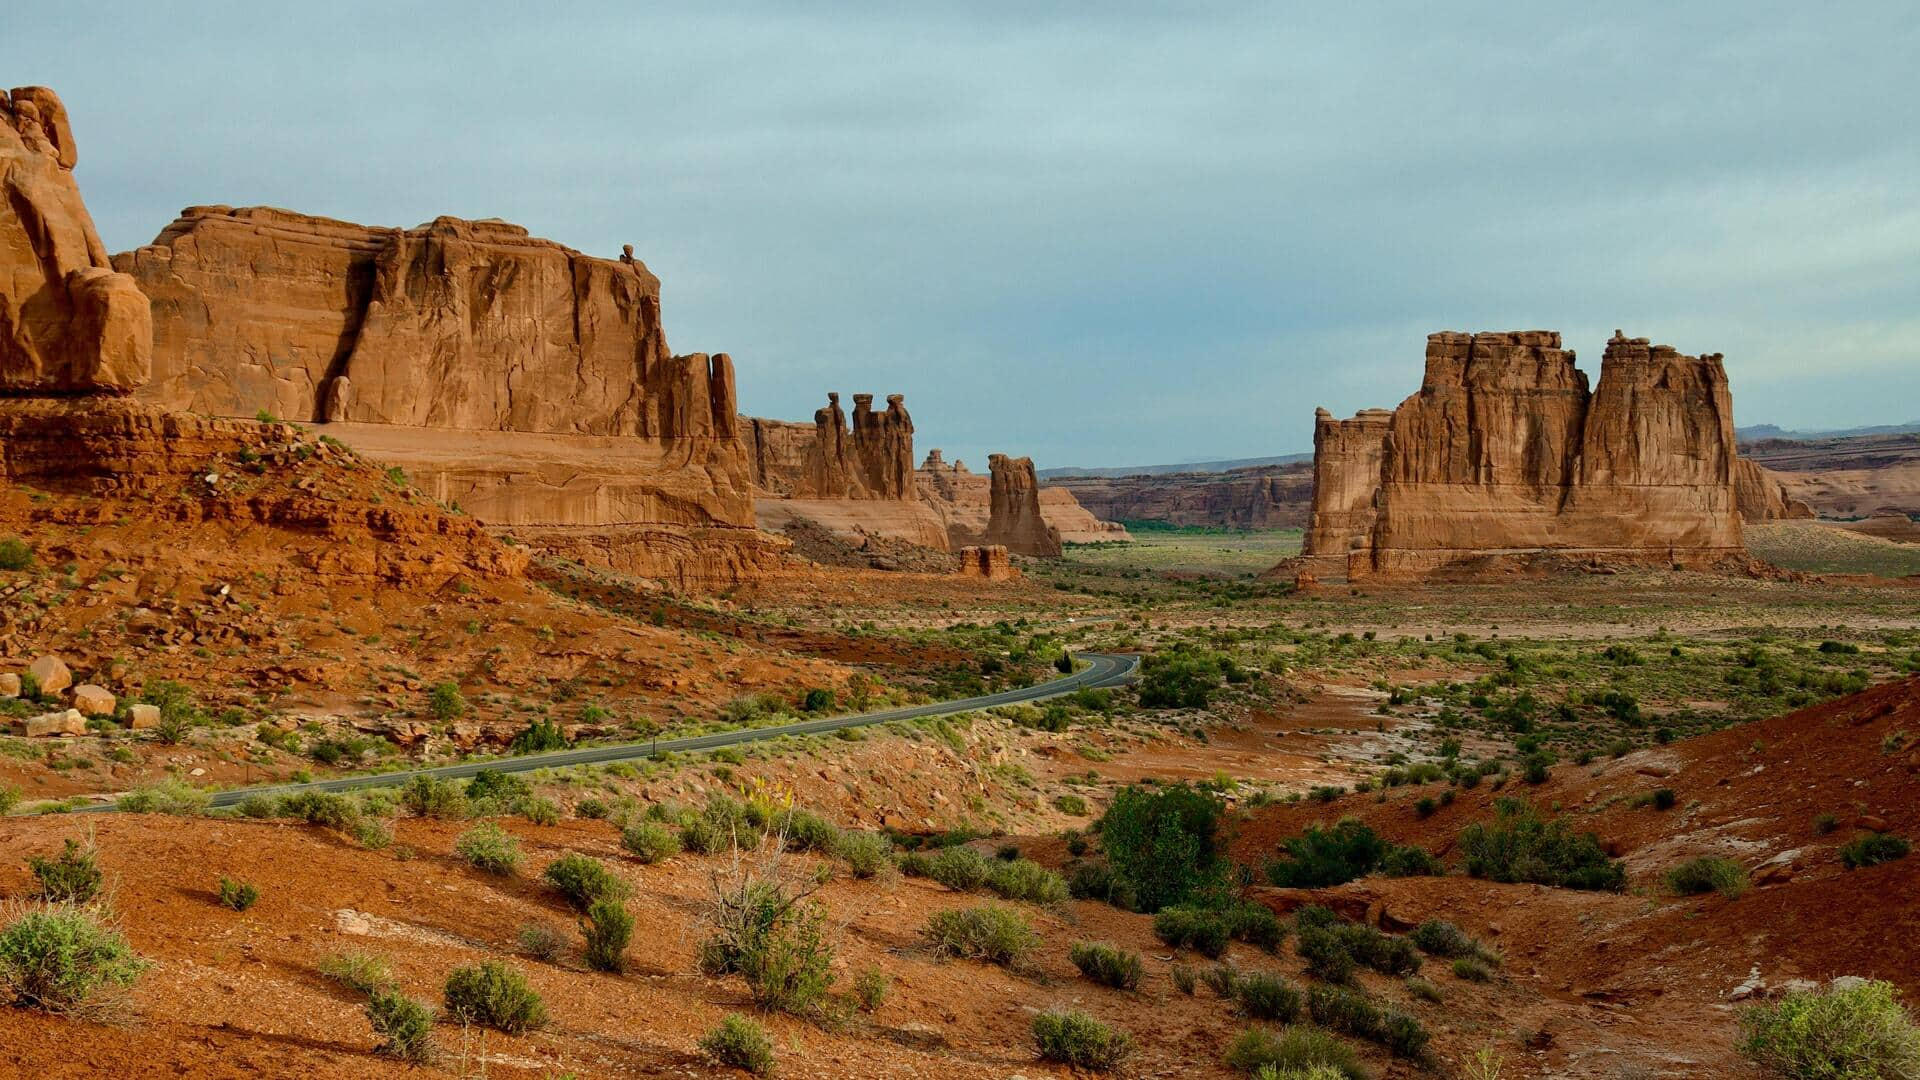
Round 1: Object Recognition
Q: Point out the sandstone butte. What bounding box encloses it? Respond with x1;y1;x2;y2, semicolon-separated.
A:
1047;462;1313;530
744;393;1125;559
115;206;778;590
0;88;523;589
1293;329;1812;582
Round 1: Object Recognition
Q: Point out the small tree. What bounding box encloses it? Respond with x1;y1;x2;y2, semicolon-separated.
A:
582;899;634;974
1096;782;1225;911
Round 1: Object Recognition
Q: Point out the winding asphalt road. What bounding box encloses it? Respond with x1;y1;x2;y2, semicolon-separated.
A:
191;651;1139;810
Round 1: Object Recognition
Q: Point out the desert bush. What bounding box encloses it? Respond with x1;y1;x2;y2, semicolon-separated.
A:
279;790;361;829
465;769;533;807
319;950;396;995
836;831;892;879
1232;970;1304;1022
1265;818;1386;888
1309;984;1429;1057
507;718;568;755
367;989;436;1062
1409;919;1473;958
1840;833;1912;870
680;795;759;854
517;920;566;962
1379;844;1445;877
428;682;466;720
0;785;18;817
778;809;842;854
987;859;1070;904
923;903;1038;968
1069;941;1144;990
400;775;469;819
352;817;395;850
516;795;562;826
30;839;103;903
542;853;629;912
700;1013;776;1076
0;537;33;571
1296;927;1356;984
1172;963;1198;995
1452;957;1494;982
582;899;634;974
455;822;523;875
1405;975;1443;1003
700;867;839;1018
1228;901;1287;951
1055;793;1089;815
1098;782;1225;911
926;845;995;891
0;905;149;1013
117;778;212;816
1222;1025;1364;1077
1154;904;1231;958
1032;1008;1135;1070
854;967;890;1012
622;820;683;863
1067;861;1136;909
1137;645;1228;708
443;960;546;1033
217;877;260;911
1738;979;1920;1080
1457;800;1624;891
1665;856;1749;898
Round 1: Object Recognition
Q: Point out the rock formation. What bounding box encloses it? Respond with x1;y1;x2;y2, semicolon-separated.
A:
957;545;1016;580
1733;458;1816;522
1047;463;1312;530
1;87;150;394
743;391;913;500
1295;330;1751;580
118;206;774;589
917;450;1111;551
986;454;1063;557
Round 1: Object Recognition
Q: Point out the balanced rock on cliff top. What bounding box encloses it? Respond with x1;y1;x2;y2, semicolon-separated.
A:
0;87;151;394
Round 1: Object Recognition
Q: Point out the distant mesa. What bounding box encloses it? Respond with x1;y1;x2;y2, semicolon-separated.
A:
1287;329;1811;582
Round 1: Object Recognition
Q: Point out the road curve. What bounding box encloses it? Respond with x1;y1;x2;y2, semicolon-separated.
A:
185;652;1139;810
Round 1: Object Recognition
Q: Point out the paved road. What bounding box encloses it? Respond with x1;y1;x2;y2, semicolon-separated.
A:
190;652;1138;810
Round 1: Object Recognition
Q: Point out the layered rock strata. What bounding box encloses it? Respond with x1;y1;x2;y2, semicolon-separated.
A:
919;451;1093;553
743;392;914;500
1295;330;1751;580
986;454;1063;557
1;87;150;394
957;545;1016;580
118;206;770;589
1047;464;1311;530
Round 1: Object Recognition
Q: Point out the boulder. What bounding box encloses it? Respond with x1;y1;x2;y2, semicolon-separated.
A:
0;672;18;698
24;708;86;737
957;545;1017;580
28;654;72;695
1;86;152;393
71;683;115;716
125;702;161;729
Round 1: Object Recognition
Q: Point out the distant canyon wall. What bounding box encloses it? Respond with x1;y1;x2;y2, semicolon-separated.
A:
116;205;774;588
1294;330;1772;580
1045;463;1313;530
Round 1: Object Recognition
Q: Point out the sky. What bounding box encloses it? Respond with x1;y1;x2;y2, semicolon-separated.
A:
9;3;1917;470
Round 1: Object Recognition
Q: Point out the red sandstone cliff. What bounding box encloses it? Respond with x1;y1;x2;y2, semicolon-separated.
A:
986;454;1062;557
1296;330;1756;580
743;392;914;501
1046;464;1311;530
917;450;1114;551
0;87;150;395
116;206;774;589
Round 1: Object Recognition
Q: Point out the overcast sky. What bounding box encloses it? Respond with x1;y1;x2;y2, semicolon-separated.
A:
10;3;1916;469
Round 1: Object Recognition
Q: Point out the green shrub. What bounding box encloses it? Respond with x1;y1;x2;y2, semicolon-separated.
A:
1458;800;1624;891
927;845;995;891
1452;957;1494;982
1410;920;1473;958
701;875;838;1018
1840;833;1912;870
854;967;890;1012
0;905;149;1013
780;809;843;854
1265;818;1387;888
802;687;836;713
987;859;1070;904
1137;645;1228;708
507;718;568;755
1338;924;1422;976
622;821;683;863
1232;970;1304;1022
516;795;562;826
352;817;395;850
582;899;634;974
1379;844;1445;877
836;831;892;879
0;537;34;571
923;903;1038;968
1154;905;1231;958
443;960;546;1033
1222;1025;1364;1077
454;822;523;875
1172;963;1198;995
279;790;361;829
1054;793;1089;815
428;682;466;720
1097;782;1226;911
465;769;533;806
1665;856;1749;898
1404;976;1443;1003
400;775;469;819
1227;901;1286;952
30;839;103;903
1067;861;1136;909
1738;979;1920;1080
700;1013;776;1076
1069;941;1143;990
517;920;566;963
1296;926;1356;983
542;853;630;912
217;877;260;911
117;779;212;816
319;950;396;995
1309;984;1429;1057
1032;1008;1135;1070
367;989;436;1062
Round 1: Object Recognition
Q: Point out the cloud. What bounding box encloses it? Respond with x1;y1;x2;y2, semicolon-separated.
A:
7;1;1915;467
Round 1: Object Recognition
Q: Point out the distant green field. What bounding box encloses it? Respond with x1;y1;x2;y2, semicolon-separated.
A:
1062;528;1302;578
1745;521;1920;577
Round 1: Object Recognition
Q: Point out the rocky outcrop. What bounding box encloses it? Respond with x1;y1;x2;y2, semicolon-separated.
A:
1295;330;1750;580
117;206;767;589
1047;464;1312;530
987;454;1063;557
743;391;913;500
1733;459;1815;522
957;545;1016;580
1;87;150;394
1037;488;1130;544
